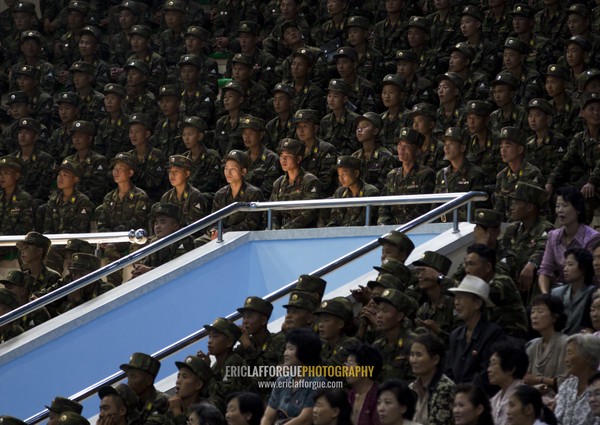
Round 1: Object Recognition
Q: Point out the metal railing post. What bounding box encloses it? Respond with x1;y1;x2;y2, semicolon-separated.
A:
217;220;224;243
452;209;459;233
365;205;371;226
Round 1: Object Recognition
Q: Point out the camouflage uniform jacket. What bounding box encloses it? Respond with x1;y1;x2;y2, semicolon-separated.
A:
534;7;570;47
224;49;277;93
290;82;326;116
373;17;409;70
327;181;380;227
488;273;529;338
269;169;322;229
109;30;132;68
466;131;501;189
434;159;486;221
351;146;396;192
514;67;544;107
415;294;456;341
525;131;568;178
180;87;216;126
426;10;461;56
404;75;436;109
128;147;168;203
141;236;194;268
160;183;208;227
415;47;443;83
244;145;282;198
28;89;54;129
380;109;411;153
11;148;55;202
96;185;152;231
0;121;20;156
213;114;246;157
48;124;75;162
494;161;545;221
157;29;186;69
94;113;131;160
434;105;466;136
0;323;24;343
300;139;337;196
43;189;94;233
123;91;159;124
356;46;386;91
417;137;447;171
209;353;248;413
125;52;167;93
548;128;600;188
183;147;222;195
469;37;500;81
319;109;360;156
347;76;376;115
20;306;52;330
265;116;293;151
26;265;62;297
488;105;528;134
6;58;55;93
482;7;511;47
550;96;582;140
65;151;109;206
321;335;361;367
153;116;186;158
373;327;414;382
0;186;34;235
211;181;264;231
77;89;107;125
64;58;110;93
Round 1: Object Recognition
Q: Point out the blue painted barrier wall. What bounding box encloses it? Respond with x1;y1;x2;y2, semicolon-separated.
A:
0;232;437;418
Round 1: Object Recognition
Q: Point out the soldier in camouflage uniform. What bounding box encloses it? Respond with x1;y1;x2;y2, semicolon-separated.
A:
464;100;500;192
482;0;511;47
226;53;269;119
0;92;31;156
265;83;294;151
510;4;554;72
127;113;167;203
1;270;51;330
285;47;326;116
409;103;446;170
53;0;89;80
533;0;570;52
435;72;466;136
63;26;110;93
0;289;25;343
378;127;436;225
125;25;167;94
501;37;543;108
372;0;409;74
460;6;500;81
18;231;61;296
270;138;322;229
213;81;247;157
182;26;219;94
448;42;489;103
345;16;385;94
95;83;131;161
314;297;360;368
396;50;436;110
156;0;187;75
64;120;108;206
372;288;418;382
326;155;379;227
545;64;581;139
379;74;411;153
426;0;461;61
0;155;33;239
435;127;486;222
49;92;79;162
108;1;140;72
501;182;554;305
351;112;396;192
123;60;159;124
489;72;528;134
154;85;185;157
14;65;54;130
2;1;37;63
407;16;442;84
494;126;545;221
240;116;281;199
69;61;106;125
177;53;215;127
319;79;360;156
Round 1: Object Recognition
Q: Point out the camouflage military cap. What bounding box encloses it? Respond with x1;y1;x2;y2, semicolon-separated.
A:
56;414;89;425
19;231;51;250
232;53;255;67
69;253;100;271
58;159;84;178
120;352;161;378
526;98;552;115
80;25;101;39
222;80;247;96
6;91;28;105
378;230;414;253
239;116;265;131
346;15;370;29
545;64;570;80
374;258;412;283
45;396;83;415
0;288;19;309
297;274;327;298
314;297;353;322
110;152;138;170
158;84;181;98
71;120;95;135
175;355;214;381
366;273;405;290
373;288;418;315
129;24;152;38
472;208;503;227
64;238;94;254
238;20;259;35
294;109;320;124
395;50;418;63
291;47;317;67
466;100;494;116
436;72;464;90
503;37;529;54
566;35;592;52
272;82;294;98
0;270;34;289
328;79;352;96
568;3;589;17
103;83;126;98
178;54;203;68
499;126;525;145
182;116;208;132
412;251;452;275
168;154;193;170
204;317;242;342
14;64;38;78
69;61;95;75
21;30;43;42
443;127;468;144
408;103;437;119
578;69;600;91
118;0;141;15
334;155;362;172
396;127;424;146
281;20;301;35
451;42;474;60
407;15;429;31
151;202;181;221
461;5;483;21
333;46;358;62
355;112;383;130
283;291;319;311
277;138;304;156
12;1;36;14
66;1;89;14
511;3;533;18
129;112;152;128
237;296;274;317
57;91;80;106
0;156;23;171
163;0;186;12
0;417;26;425
98;384;138;413
382;74;406;90
185;26;210;40
580;92;600;109
18;118;41;133
509;182;546;207
223;149;251;169
490;72;519;89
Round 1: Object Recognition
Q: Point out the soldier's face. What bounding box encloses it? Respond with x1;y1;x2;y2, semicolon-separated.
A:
509;199;530;221
407;28;426;49
291;56;309;79
347;27;365;47
16;75;36;92
463;252;491;281
57;170;78;190
58;103;78;123
582;102;600;126
326;91;346;111
317;313;344;340
502;49;521;71
20;39;40;57
242;128;261;148
224;160;245;185
179;65;199;85
19;243;42;265
72;131;92;151
164;10;183;29
168;166;189;187
159;96;180;116
119;10;136;29
381;84;403;108
185;36;203;54
130;34;149;52
499;140;522;163
8;102;29;119
238;33;256;52
412;116;434;136
437;81;457;104
443;139;465;162
182;127;202;149
232;63;251;83
175;368;203;400
283;27;302;46
112;162;133;184
375;302;403;331
448;52;467;73
385;0;402;14
129;124;150;145
565;45;585;68
397;141;416;164
356;120;377;142
273;92;291;113
207;330;233;355
104;94;122;113
17;128;36;147
12;12;33;31
337;167;359;188
567;14;587;36
284;306;313;330
241;310;267;334
0;168;20;190
73;72;92;90
585;79;600;94
327;0;346;16
279;152;301;172
295;121;316;142
99;395;124;422
396;60;414;78
78;34;97;57
67;10;85;29
527;109;549;131
336;57;355;78
544;75;565;97
381;243;405;263
512;16;531;35
223;90;244;111
492;85;512;107
126;68;145;87
466;114;486;134
460;16;480;38
153;215;179;239
125;369;153;396
280;0;298;20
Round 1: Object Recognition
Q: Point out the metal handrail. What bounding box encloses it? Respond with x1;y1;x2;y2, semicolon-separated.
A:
21;190;487;424
0;231;134;247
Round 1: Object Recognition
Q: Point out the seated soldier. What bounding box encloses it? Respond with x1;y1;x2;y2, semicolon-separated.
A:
46;396;83;425
225;53;268;119
157;0;186;75
0;91;32;156
124;24;167;93
69;61;106;125
489;72;527;133
326;155;379;227
265;83;294;151
380;74;411;153
0;156;33;242
1;270;50;330
213;80;248;157
178;53;215;126
122;60;159;124
167;355;213;423
314;297;360;368
64;25;110;92
18;231;61;296
97;383;139;425
319;79;360;157
234;296;276;368
378;230;415;263
95;83;131;161
14;64;53;128
435;72;466;135
182;26;219;93
409;103;447;170
0;288;25;343
50;92;80;162
333;47;376;115
154;84;185;157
